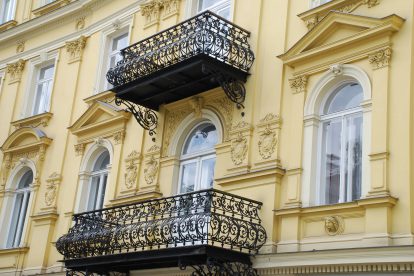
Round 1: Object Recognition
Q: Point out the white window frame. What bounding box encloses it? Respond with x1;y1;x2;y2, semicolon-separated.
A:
309;0;332;9
301;65;372;207
94;17;132;94
21;51;58;119
186;0;233;20
0;70;4;100
177;122;217;194
86;152;109;211
317;94;363;205
0;0;17;24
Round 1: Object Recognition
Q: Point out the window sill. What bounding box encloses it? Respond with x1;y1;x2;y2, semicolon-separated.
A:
0;20;17;33
0;246;29;255
32;0;71;17
11;112;53;129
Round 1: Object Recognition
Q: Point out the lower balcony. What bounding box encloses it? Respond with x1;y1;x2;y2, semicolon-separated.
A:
56;189;266;275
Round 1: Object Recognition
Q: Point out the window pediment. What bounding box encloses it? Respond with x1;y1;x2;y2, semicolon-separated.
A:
1;127;52;154
279;12;404;67
69;101;131;141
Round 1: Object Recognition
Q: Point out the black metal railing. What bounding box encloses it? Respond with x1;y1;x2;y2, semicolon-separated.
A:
56;189;266;260
106;11;254;88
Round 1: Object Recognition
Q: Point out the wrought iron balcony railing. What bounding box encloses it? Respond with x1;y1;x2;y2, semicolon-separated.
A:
105;11;254;135
56;189;266;275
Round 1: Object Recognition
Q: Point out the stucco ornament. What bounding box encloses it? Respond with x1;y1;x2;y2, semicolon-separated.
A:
258;127;277;160
144;156;158;185
231;132;248;165
324;216;344;236
124;151;140;189
74;143;85;156
369;47;392;69
329;64;344;76
65;36;87;62
289;75;308;94
45;172;61;207
6;59;25;83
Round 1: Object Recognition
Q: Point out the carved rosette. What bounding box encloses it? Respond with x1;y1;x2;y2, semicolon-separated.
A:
44;172;62;208
289;75;308;94
65;36;87;63
369;47;392;69
124;151;141;190
324;216;345;236
6;59;25;84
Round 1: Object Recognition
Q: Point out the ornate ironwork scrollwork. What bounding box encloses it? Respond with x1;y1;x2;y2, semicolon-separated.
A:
56;189;266;260
179;258;258;276
104;97;157;136
66;270;128;276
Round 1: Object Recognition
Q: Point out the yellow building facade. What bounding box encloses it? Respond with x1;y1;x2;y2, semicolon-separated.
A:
0;0;413;275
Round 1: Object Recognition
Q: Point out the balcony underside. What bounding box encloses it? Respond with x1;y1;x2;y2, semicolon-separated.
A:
112;54;249;111
62;245;251;273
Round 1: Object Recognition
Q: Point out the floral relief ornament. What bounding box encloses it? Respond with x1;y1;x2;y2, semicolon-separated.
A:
369;47;392;69
124;151;140;189
45;172;61;207
258;127;277;160
144;156;158;185
231;132;248;166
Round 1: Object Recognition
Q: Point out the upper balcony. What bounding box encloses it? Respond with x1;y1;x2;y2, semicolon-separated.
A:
56;189;266;275
106;11;254;130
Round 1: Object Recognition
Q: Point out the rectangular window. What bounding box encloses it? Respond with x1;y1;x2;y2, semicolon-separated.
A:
106;33;128;90
197;0;231;19
32;64;54;116
0;0;16;24
310;0;332;9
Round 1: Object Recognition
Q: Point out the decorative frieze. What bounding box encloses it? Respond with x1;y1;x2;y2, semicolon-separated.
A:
289;75;308;94
124;151;141;189
324;216;345;236
6;59;25;84
140;0;181;27
369;47;392;69
65;36;87;63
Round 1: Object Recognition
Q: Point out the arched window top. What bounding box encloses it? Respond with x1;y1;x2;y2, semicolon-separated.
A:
183;123;218;155
17;170;33;190
323;83;363;115
92;151;110;171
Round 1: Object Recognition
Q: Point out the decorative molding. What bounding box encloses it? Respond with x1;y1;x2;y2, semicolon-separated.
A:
75;16;86;30
6;59;25;84
124;151;141;190
32;0;71;17
11;112;53;129
45;172;62;207
0;20;17;33
162;108;192;156
16;40;25;53
258;127;277;160
329;63;344;76
141;0;162;27
369;47;392;69
259;113;280;124
207;95;234;142
65;36;87;63
299;0;382;31
189;96;204;119
324;215;344;236
161;0;181;19
144;155;159;185
289;75;308;94
231;132;248;166
113;130;126;145
148;144;161;153
74;143;86;156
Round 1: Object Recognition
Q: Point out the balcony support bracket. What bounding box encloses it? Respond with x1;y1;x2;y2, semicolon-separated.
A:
202;65;246;109
108;97;158;136
179;257;258;276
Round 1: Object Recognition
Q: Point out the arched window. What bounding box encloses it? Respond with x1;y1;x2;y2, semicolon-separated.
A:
87;151;110;210
7;169;33;248
319;83;363;204
178;122;218;193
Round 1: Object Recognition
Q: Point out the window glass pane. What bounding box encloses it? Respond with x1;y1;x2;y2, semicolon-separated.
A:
112;33;128;52
97;174;107;210
198;0;219;10
7;193;23;248
180;162;197;193
183;123;217;154
344;114;363;201
200;157;215;189
2;0;13;23
323;120;342;204
310;0;332;8
18;170;33;189
93;151;110;171
87;176;100;211
39;65;54;80
216;6;230;19
325;83;363;114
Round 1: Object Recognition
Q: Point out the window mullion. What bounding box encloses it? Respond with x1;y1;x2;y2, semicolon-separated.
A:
339;116;347;203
